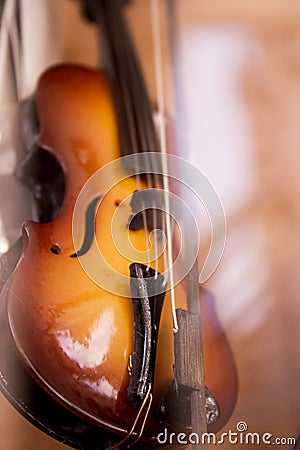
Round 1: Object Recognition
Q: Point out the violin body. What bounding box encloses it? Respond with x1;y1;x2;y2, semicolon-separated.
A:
6;65;237;442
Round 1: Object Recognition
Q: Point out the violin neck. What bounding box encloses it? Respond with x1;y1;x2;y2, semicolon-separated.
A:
91;0;160;162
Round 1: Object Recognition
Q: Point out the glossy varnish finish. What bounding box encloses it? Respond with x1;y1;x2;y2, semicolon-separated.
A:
5;66;237;440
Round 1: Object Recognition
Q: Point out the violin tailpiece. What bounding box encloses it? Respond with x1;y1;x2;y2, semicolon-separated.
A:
127;263;165;408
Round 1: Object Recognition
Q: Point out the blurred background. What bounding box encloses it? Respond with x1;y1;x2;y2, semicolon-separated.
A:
0;0;299;449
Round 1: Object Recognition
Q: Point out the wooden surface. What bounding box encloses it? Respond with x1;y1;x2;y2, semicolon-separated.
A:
0;0;300;449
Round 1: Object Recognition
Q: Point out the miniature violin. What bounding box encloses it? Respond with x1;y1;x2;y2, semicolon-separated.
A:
4;0;237;447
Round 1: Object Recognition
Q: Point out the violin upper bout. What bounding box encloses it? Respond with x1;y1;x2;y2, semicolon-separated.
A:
34;65;121;215
36;65;119;158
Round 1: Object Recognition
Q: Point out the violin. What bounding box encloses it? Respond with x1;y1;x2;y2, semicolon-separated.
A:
3;0;237;448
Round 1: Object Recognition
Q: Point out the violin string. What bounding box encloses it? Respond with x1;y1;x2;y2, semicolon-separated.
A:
104;0;159;270
150;0;179;332
102;2;140;158
154;112;169;277
116;7;161;272
128;391;153;447
106;383;152;450
142;199;152;268
102;1;149;267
